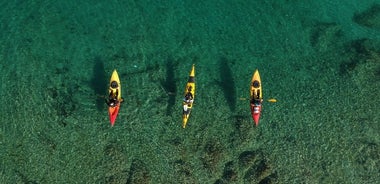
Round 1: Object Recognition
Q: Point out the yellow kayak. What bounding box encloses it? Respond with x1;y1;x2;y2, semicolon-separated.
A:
250;69;263;126
182;64;195;128
108;70;122;126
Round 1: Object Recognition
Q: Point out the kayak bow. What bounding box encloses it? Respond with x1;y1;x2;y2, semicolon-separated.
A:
108;70;122;126
182;64;195;128
250;69;263;126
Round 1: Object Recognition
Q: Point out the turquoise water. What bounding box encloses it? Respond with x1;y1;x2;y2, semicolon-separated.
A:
1;0;379;183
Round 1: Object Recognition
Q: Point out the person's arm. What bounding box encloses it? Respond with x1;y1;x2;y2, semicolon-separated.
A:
115;89;119;97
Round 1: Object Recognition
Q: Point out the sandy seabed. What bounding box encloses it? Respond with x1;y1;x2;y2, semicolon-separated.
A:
0;1;379;183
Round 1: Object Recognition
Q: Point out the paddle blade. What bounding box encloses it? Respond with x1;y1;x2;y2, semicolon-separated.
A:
268;99;277;103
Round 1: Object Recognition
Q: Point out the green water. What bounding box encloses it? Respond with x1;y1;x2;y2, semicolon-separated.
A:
1;0;379;183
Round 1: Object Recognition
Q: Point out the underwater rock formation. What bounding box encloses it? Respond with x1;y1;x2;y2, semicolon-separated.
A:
215;149;278;184
353;4;380;31
126;159;150;184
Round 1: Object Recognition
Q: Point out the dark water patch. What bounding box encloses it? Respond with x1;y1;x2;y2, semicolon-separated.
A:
218;57;236;112
45;86;70;127
340;39;368;75
238;150;262;168
161;57;177;116
126;159;150;184
243;158;274;183
103;171;129;184
55;62;70;75
236;149;278;183
214;179;226;184
54;81;77;126
168;136;183;146
339;60;359;75
214;149;277;183
202;139;224;172
91;57;107;111
340;39;380;75
376;66;380;79
99;142;129;183
353;4;380;30
348;38;372;56
172;159;193;178
46;86;58;99
171;159;197;183
104;142;125;159
309;21;343;50
55;87;76;117
355;139;379;174
221;161;238;183
230;115;252;145
37;131;57;152
14;170;38;184
258;172;278;184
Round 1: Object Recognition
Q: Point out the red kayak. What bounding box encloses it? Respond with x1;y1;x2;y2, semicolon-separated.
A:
109;105;120;126
250;69;263;126
108;70;122;126
250;103;262;126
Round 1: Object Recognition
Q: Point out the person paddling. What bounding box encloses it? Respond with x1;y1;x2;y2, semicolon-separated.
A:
106;81;124;107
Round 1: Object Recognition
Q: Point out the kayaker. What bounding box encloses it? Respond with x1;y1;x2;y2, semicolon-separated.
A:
252;98;263;106
183;87;193;112
183;92;193;112
251;89;262;106
183;87;194;104
106;81;124;107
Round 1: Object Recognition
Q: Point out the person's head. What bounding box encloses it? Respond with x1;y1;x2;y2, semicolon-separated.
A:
111;81;118;89
253;80;260;88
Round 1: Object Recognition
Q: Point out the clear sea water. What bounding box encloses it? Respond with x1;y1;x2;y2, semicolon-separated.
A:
0;0;379;183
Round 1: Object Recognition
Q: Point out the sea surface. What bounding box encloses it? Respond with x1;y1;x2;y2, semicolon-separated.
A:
0;0;379;183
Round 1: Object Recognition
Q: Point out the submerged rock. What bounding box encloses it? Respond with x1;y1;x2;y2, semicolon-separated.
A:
309;21;343;52
353;4;380;30
202;139;224;172
222;161;238;182
340;38;380;83
126;159;150;184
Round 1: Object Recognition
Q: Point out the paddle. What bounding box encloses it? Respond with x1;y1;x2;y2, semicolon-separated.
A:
239;98;277;103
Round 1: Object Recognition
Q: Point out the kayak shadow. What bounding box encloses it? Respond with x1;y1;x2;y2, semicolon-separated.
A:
161;57;177;116
91;57;107;112
218;57;236;112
